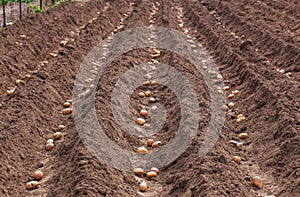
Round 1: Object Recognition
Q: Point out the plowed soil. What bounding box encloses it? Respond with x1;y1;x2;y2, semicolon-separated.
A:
0;0;299;196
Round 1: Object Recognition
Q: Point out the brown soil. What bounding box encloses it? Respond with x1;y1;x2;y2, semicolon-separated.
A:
0;0;299;196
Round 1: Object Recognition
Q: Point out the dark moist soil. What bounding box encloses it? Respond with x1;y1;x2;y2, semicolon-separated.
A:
0;0;299;196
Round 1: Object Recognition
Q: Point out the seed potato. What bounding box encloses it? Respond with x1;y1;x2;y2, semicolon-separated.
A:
137;147;148;154
252;176;263;188
34;170;43;180
139;181;147;192
134;168;144;176
25;181;39;190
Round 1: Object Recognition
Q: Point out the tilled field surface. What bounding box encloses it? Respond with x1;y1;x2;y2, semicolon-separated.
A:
0;0;299;196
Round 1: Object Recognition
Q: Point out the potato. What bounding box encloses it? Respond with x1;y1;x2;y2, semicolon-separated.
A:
228;94;235;99
46;139;53;144
45;143;54;151
41;60;48;65
150;167;159;174
146;171;157;178
238;133;248;139
58;125;65;130
49;53;58;57
236;142;243;149
34;170;43;180
237;114;244;119
137;147;148;154
53;132;63;140
232;90;240;95
223;86;230;91
236;116;246;123
139;181;147;192
136;118;146;125
152;141;161;148
7;89;15;95
138;92;145;98
252;176;262;188
62;108;72;115
228;102;234;108
147;139;154;147
232;156;241;164
150;81;157;85
140;110;148;116
149;97;156;102
217;90;224;94
15;79;21;85
134;168;144;176
25;181;39;190
145;90;151;97
63;102;71;107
